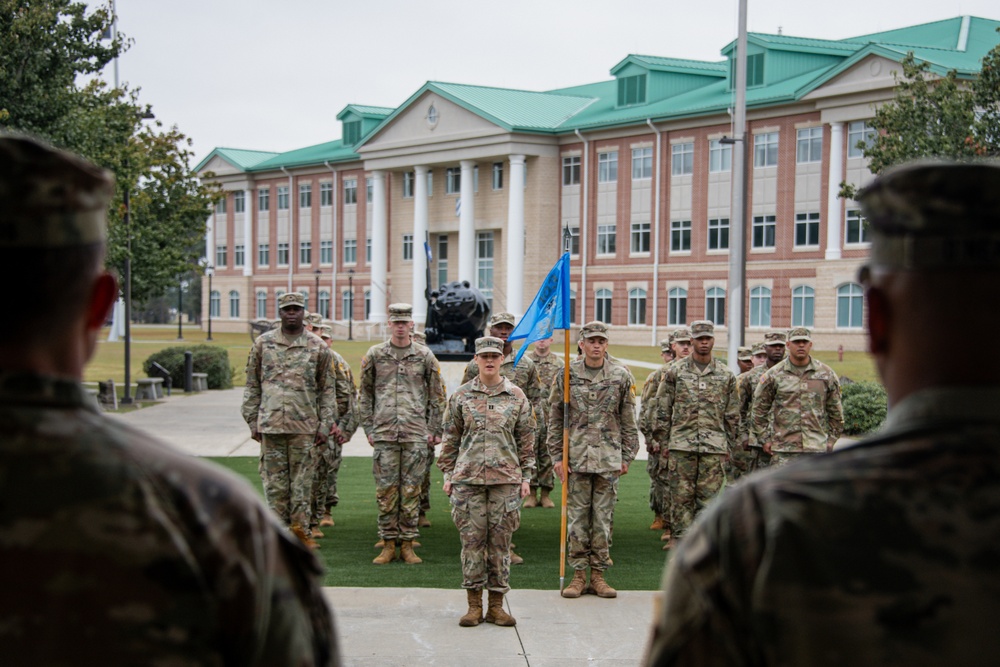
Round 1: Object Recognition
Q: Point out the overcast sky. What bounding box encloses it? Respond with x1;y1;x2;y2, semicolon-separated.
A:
108;0;999;166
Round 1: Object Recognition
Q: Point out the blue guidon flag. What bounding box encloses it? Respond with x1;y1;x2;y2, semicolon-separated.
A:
509;252;571;366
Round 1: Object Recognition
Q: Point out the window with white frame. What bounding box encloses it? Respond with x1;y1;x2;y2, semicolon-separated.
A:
569;289;577;324
846;209;869;244
628;288;647;325
564;226;580;255
343;179;357;205
562;156;580;186
403;172;414;198
709;139;732;173
437;235;448;286
299;241;311;265
668;287;687;326
215;198;226;214
366;178;372;203
708;218;729;250
274;291;284;312
258;243;269;266
258;188;269;211
752;214;776;248
343;239;357;264
671;143;694;176
492;162;503;190
320;182;332;207
597;224;616;255
402;234;413;261
233;191;245;213
595;288;612;324
364;290;371;320
215;245;227;267
277;186;289;210
749;286;771;327
630;222;650;253
229;290;240;318
632;147;652;180
341;290;353;320
795;212;820;247
318;290;330;319
300;290;309;311
256;290;267;319
299;183;312;208
791;285;815;327
671;220;691;252
277;242;289;266
446;167;461;194
705;287;726;325
837;283;864;328
598;151;618;183
365;237;371;263
210;290;220;317
476;231;494;308
320;240;333;264
753;132;778;168
848;121;875;158
796;127;823;163
234;244;244;267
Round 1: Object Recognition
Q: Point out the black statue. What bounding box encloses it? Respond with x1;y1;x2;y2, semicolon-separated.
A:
424;280;491;360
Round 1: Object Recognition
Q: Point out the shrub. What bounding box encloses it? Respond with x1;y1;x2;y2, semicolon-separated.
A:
144;345;234;390
841;380;887;436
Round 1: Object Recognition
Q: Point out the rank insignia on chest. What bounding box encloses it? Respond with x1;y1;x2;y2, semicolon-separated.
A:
699;382;707;390
589;392;597;401
488;404;495;410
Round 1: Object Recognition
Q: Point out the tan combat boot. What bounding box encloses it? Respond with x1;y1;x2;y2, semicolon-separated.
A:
588;569;617;598
319;511;335;527
311;527;325;539
560;569;587;598
291;524;320;550
522;488;539;508
649;516;666;530
485;591;516;626
418;513;432;528
459;589;484;627
372;539;397;564
399;540;423;564
539;488;555;508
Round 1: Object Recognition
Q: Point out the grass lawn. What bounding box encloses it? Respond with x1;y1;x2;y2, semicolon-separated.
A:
209;456;671;591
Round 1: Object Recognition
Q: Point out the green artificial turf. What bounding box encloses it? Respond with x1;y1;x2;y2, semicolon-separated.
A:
209;456;671;591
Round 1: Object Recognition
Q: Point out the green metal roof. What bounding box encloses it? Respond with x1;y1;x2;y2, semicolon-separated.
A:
722;33;860;57
248;139;360;172
611;54;727;76
336;104;394;121
195;147;279;172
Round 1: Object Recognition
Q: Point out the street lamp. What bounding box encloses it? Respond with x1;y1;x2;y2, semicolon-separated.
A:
177;277;185;340
314;268;322;317
206;263;214;341
347;268;354;341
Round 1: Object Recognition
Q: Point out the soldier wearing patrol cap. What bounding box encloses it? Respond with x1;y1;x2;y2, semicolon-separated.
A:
548;321;639;598
639;336;677;536
647;161;1000;665
727;345;758;480
737;330;789;472
736;346;754;374
750;342;767;368
0;135;337;664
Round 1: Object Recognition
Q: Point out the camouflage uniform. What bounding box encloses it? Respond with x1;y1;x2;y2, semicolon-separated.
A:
359;338;446;542
242;320;338;530
417;341;447;517
730;364;767;480
311;348;359;523
652;338;738;539
438;375;536;592
640;362;669;523
751;353;844;467
548;350;639;572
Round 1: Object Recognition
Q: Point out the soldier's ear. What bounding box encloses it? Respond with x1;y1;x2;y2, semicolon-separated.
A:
85;272;118;331
866;286;890;357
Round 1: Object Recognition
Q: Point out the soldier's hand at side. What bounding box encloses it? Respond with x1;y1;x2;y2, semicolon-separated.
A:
367;434;374;447
620;462;629;475
519;481;531;498
250;429;261;442
314;431;328;446
443;480;452;496
330;424;343;441
554;461;569;483
427;434;441;446
647;444;659;455
763;441;773;455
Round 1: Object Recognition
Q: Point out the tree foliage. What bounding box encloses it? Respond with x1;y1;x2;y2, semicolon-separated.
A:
0;0;217;301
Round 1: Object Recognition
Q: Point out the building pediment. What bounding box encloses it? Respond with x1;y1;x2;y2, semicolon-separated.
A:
802;54;906;101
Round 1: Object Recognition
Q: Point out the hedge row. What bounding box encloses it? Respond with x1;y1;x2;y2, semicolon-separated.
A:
841;380;887;436
143;345;234;390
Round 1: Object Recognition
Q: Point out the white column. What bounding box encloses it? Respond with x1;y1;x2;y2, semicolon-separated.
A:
370;170;388;322
205;214;214;267
506;155;526;317
243;188;253;276
458;160;476;284
825;121;844;260
412;165;429;322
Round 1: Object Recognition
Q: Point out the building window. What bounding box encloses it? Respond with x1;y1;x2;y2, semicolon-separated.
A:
277;186;289;210
318;290;330;319
792;285;815;327
402;234;413;261
846;209;869;244
632;147;652;180
215;198;226;214
492;162;503;190
274;291;284;313
473;165;479;193
795;212;820;247
628;288;647;325
343;120;361;145
731;52;765;87
229;290;240;318
709;139;732;173
705;287;726;326
277;242;289;266
837;283;864;328
215;245;227;267
344;239;357;264
364;290;371;320
562;156;580;186
234;244;245;267
617;73;647;106
343;179;357;205
476;231;494;308
597;224;616;255
258;188;269;211
233;191;245;213
671;220;692;252
320;240;333;264
366;178;373;203
569;289;577;324
446;167;461;194
595;288;612;324
668;287;687;326
565;226;580;255
210;290;220;317
630;222;650;253
320;182;333;207
752;214;776;248
256;290;267;319
299;241;311;265
403;172;414;198
753;132;778;168
300;290;309;311
796;127;823;164
426;170;433;196
258;243;269;266
299;184;312;208
749;286;771;328
708;218;730;250
848;121;875;158
341;290;353;319
598;151;618;183
366;237;371;263
671;143;694;176
437;234;448;286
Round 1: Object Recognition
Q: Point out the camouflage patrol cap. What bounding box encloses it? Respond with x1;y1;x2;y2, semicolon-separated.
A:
475;336;504;355
738;346;753;361
489;312;517;327
659;338;672;352
751;342;767;356
387;303;414;322
278;292;306;310
0;135;114;248
670;328;692;344
411;330;427;343
690;320;714;338
307;312;322;327
764;331;787;346
319;325;333;339
787;327;812;342
580;321;610;340
857;161;1000;271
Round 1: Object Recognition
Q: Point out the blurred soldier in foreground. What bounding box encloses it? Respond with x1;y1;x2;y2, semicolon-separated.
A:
645;161;1000;666
439;337;535;628
525;334;563;508
0;135;336;665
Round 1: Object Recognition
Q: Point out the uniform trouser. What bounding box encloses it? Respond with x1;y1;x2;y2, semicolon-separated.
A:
260;433;316;528
566;471;619;571
532;419;555;490
728;444;755;482
310;439;343;524
450;483;521;593
769;451;812;468
749;447;772;472
651;450;672;531
420;443;434;513
373;440;426;541
669;450;727;538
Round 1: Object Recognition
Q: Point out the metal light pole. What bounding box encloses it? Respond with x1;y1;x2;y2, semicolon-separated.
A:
206;264;214;341
314;268;322;316
177;278;184;339
347;268;354;340
122;187;133;404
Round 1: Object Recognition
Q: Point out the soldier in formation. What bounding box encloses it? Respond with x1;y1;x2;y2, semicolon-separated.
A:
411;327;445;529
728;344;760;481
736;346;754;374
751;342;767;368
439;337;536;628
639;332;679;541
524;335;563;508
738;331;788;472
0;135;336;664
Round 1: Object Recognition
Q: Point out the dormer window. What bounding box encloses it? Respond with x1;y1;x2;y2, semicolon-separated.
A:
343;120;361;145
617;74;647;106
729;53;765;88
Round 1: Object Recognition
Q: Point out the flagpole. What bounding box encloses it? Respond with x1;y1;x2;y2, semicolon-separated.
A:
559;327;570;591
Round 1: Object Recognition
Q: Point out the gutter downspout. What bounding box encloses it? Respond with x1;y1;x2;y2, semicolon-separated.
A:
280;166;294;292
575;129;589;325
647;119;662;345
324;161;338;318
